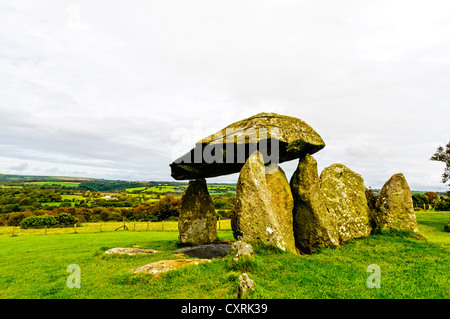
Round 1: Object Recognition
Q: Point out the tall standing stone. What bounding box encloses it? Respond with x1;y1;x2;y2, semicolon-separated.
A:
232;150;296;253
373;173;419;232
319;164;372;242
178;179;217;245
290;154;340;253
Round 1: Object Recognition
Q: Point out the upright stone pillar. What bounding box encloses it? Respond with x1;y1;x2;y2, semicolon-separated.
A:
232;150;296;253
319;164;372;242
374;173;418;232
290;154;340;253
178;179;217;245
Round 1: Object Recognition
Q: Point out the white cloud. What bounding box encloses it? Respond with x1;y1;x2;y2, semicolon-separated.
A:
0;0;449;190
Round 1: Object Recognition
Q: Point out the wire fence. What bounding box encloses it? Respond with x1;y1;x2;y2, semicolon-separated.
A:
0;219;232;237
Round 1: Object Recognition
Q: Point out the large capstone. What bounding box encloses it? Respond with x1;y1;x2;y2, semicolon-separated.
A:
170;112;325;180
232;150;296;253
290;154;340;253
319;164;372;242
373;173;419;232
178;179;217;245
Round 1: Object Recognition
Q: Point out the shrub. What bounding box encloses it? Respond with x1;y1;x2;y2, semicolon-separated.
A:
216;210;233;219
151;194;180;221
105;212;123;221
5;210;33;226
435;198;450;211
55;212;78;227
412;193;429;209
20;215;57;229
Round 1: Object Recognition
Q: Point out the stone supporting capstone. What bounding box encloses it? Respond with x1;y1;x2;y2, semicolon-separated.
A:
232;150;296;253
290;154;340;253
178;178;217;245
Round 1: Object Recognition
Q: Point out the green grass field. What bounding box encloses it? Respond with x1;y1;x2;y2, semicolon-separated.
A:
125;184;236;196
0;212;448;299
25;182;80;187
0;220;231;237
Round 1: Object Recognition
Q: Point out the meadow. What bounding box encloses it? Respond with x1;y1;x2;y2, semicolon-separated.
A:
0;219;231;237
25;182;81;188
0;212;448;299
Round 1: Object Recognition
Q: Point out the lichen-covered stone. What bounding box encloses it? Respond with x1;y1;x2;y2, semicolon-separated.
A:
290;155;340;253
178;179;217;245
170;112;325;180
238;273;256;299
319;164;372;241
231;240;255;262
232;151;296;253
373;173;419;232
131;259;211;275
104;248;159;255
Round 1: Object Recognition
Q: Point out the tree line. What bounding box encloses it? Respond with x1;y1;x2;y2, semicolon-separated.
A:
0;187;236;227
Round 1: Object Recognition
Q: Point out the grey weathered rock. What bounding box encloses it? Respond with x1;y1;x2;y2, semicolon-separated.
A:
170;112;325;180
320;164;372;242
231;240;254;262
131;259;211;276
176;243;232;259
238;273;256;299
290;155;340;253
104;248;159;255
373;173;419;232
232;151;296;253
178;179;217;245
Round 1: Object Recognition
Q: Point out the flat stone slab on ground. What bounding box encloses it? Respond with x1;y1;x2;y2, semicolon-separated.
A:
176;243;232;259
131;259;211;276
104;248;159;255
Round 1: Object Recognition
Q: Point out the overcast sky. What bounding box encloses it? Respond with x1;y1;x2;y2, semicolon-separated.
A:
0;0;449;190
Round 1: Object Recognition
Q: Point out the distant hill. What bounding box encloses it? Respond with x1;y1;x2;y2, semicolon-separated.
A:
0;173;236;194
0;173;444;195
0;174;96;182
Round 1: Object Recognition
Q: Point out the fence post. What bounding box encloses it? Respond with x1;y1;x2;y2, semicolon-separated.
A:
45;225;47;235
74;223;77;234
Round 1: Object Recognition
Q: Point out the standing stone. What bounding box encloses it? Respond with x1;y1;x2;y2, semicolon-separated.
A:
373;173;419;232
290;154;340;253
320;164;372;242
232;150;296;253
178;179;217;245
238;273;256;299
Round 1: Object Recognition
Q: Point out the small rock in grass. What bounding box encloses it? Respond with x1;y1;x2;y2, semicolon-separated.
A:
238;273;256;299
231;240;254;262
131;259;211;276
104;248;159;255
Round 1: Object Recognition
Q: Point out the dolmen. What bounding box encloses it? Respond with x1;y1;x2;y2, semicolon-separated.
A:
170;112;418;254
